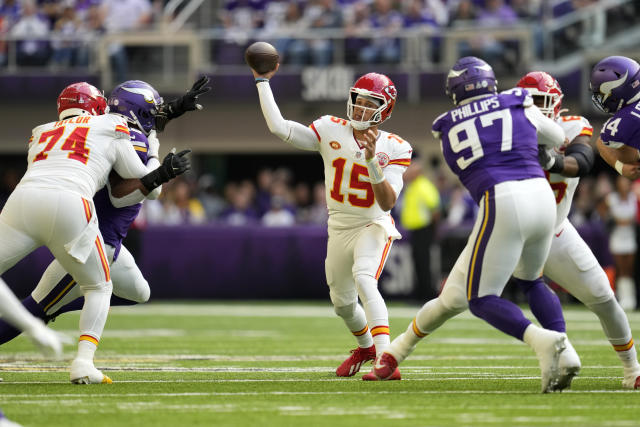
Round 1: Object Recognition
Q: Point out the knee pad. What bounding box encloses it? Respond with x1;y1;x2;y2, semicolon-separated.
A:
132;278;150;303
334;302;357;319
355;273;383;303
79;280;112;294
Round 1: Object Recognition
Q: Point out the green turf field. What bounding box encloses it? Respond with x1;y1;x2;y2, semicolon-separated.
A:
0;302;638;427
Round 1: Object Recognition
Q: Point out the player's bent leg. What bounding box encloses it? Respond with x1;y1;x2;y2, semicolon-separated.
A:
513;277;566;333
71;279;113;385
544;223;634;387
586;297;640;389
353;225;393;357
326;230;375;377
332;300;375;377
48;231;113;384
110;245;150;304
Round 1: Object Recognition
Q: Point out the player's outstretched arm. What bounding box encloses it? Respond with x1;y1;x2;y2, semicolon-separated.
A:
597;137;640;179
251;64;319;151
155;76;212;132
525;105;565;148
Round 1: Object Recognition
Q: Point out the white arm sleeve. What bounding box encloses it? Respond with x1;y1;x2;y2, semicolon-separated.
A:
112;139;155;179
108;184;145;208
384;165;405;198
524;105;565;148
107;156;162;207
256;81;319;151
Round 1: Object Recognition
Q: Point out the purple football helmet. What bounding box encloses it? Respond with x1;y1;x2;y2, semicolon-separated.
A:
590;56;640;114
445;56;498;105
108;80;163;135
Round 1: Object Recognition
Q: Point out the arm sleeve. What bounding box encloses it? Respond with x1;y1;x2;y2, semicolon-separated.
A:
107;184;146;208
384;165;406;198
256;81;320;151
524;105;565;148
112;139;155;179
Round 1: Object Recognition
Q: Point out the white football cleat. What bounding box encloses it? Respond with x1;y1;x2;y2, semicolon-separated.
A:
70;358;112;384
552;336;581;391
530;329;567;393
24;321;65;360
622;366;640;390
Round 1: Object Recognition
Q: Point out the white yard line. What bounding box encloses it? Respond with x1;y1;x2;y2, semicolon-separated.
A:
0;389;635;399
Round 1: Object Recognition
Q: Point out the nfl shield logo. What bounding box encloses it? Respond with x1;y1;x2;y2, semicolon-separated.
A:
464;83;475;91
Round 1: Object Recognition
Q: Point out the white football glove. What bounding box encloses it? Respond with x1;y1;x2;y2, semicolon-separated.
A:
148;129;160;159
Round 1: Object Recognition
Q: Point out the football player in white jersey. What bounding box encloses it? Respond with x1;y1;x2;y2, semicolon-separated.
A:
523;72;640;389
250;64;412;380
0;82;190;384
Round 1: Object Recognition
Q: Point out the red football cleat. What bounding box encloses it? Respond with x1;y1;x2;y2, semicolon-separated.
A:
336;345;376;377
362;353;401;381
635;375;640;390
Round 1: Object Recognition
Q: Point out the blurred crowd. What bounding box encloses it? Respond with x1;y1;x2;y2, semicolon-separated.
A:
217;0;601;67
0;0;156;70
0;0;609;70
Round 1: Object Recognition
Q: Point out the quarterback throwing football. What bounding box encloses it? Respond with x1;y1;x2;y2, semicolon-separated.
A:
251;64;411;380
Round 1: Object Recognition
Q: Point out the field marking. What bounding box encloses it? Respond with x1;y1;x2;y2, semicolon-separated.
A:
0;353;538;363
0;375;629;386
0;389;636;399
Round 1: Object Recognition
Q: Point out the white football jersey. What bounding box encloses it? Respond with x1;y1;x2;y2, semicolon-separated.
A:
547;115;593;229
310;115;412;235
20;114;139;199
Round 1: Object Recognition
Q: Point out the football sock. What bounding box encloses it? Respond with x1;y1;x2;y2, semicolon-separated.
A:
77;283;112;360
514;277;566;332
587;297;640;369
468;295;531;340
355;273;389;354
77;337;98;362
335;303;373;349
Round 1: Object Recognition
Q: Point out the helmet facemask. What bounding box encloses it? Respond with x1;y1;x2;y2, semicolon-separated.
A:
529;89;563;119
347;90;387;130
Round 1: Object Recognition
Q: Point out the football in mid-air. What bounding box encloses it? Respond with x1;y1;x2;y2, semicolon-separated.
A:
245;42;279;74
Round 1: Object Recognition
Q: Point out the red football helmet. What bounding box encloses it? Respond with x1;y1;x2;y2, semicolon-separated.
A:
347;73;397;130
516;71;564;119
57;82;108;120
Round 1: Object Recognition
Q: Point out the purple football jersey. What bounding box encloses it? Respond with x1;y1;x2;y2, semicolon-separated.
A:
93;127;149;260
433;88;544;203
599;101;640;149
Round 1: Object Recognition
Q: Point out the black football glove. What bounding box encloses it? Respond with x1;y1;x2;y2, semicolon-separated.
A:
155;76;211;132
140;149;192;192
